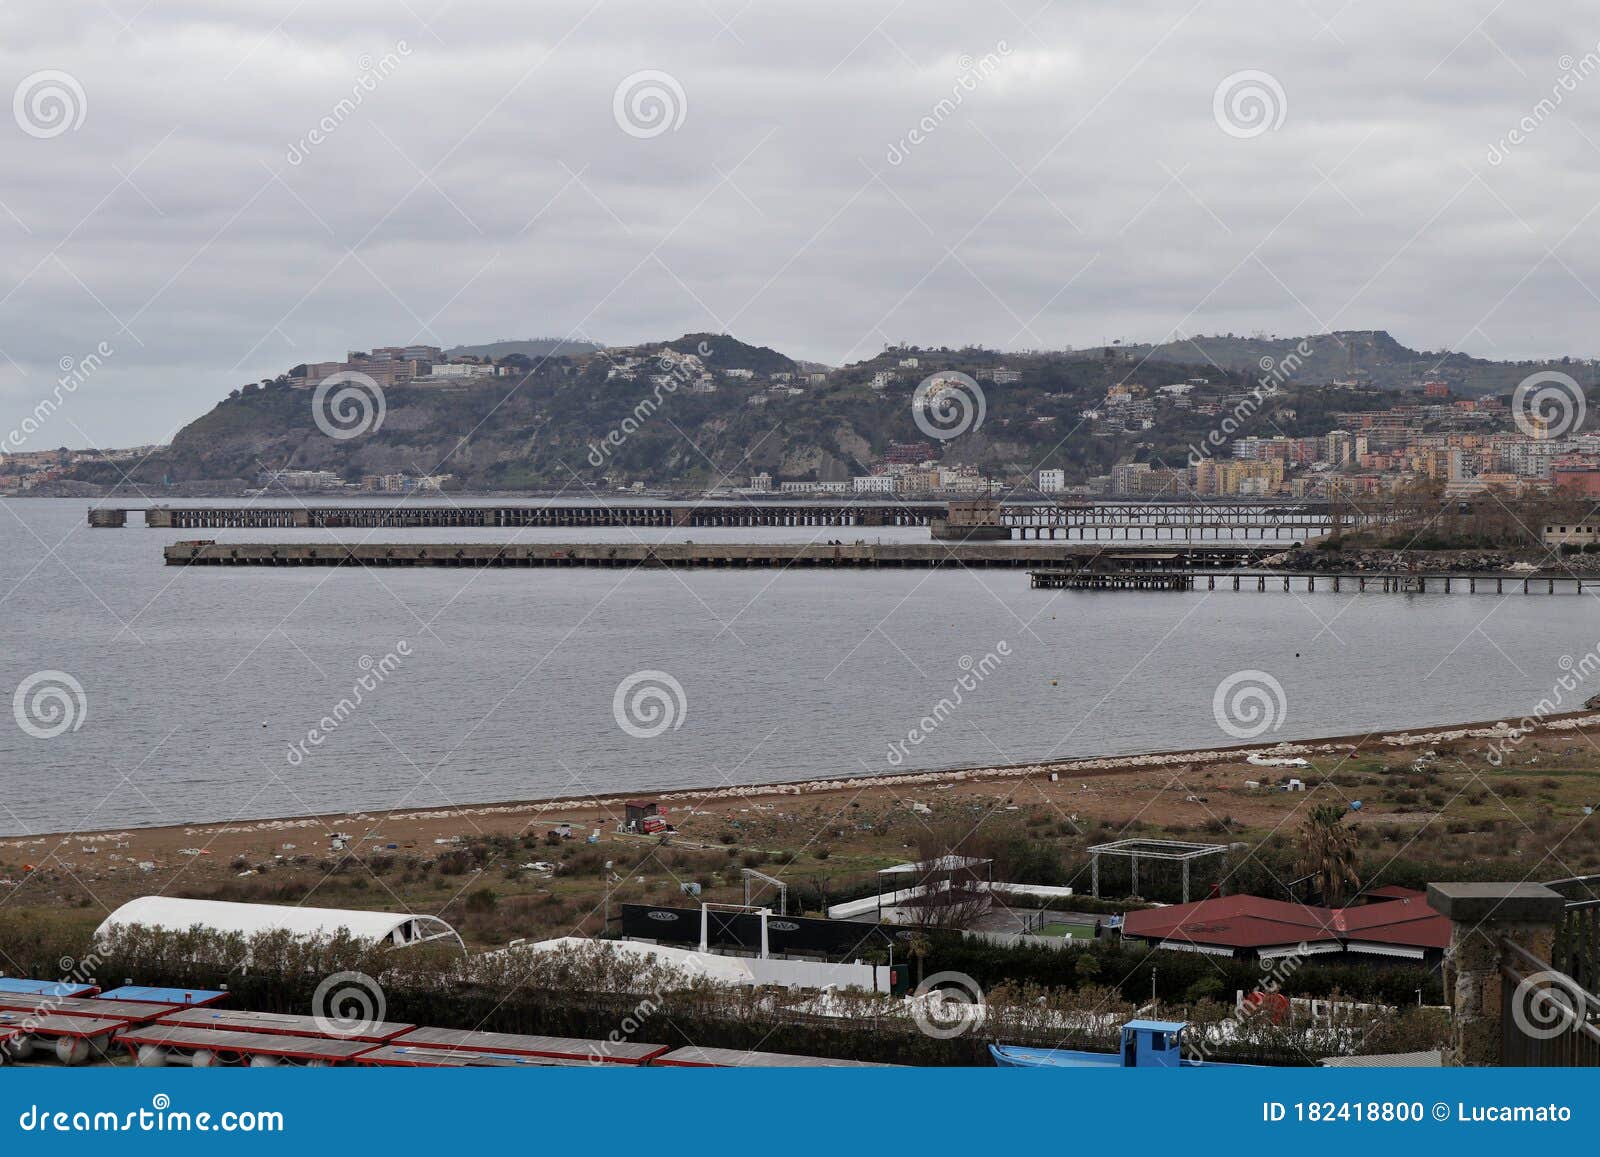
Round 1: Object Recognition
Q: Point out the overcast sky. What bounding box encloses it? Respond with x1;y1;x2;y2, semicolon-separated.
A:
4;2;1600;447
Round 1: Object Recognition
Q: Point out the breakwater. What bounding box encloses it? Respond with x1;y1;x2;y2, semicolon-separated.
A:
163;541;1277;569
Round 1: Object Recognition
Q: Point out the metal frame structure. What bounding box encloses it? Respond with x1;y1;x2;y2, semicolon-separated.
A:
697;902;774;958
741;868;789;915
1087;839;1229;903
874;856;994;922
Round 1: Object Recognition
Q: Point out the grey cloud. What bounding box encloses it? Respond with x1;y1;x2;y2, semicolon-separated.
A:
2;1;1598;445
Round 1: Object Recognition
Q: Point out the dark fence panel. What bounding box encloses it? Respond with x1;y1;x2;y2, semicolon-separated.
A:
620;904;914;957
1553;902;1599;992
1499;940;1600;1067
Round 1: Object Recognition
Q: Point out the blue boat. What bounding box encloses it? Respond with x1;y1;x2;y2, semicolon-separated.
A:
990;1019;1251;1068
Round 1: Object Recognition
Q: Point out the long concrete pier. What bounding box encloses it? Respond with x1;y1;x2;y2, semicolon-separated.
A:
163;541;1279;570
107;502;939;530
94;497;1383;538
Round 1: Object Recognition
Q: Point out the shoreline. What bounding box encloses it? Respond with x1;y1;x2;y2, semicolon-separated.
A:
13;709;1594;850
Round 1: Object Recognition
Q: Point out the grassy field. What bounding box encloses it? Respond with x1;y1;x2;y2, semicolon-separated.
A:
1033;921;1097;939
4;718;1599;960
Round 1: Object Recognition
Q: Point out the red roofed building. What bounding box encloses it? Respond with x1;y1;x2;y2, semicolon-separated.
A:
1119;889;1449;965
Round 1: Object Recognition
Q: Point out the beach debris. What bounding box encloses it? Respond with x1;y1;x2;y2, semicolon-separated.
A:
1247;754;1308;768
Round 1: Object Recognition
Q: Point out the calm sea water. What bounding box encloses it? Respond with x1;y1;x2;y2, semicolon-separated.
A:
0;498;1590;835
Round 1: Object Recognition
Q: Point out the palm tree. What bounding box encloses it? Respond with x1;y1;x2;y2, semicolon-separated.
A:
1297;804;1360;906
904;932;931;988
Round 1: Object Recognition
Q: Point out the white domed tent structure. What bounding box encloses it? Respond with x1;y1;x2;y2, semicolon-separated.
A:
95;897;464;953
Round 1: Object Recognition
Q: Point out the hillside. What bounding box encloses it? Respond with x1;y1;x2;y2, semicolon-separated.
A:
445;337;602;360
62;329;1590;493
1119;329;1595;396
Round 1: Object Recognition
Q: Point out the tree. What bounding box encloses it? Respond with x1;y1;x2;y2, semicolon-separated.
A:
903;931;931;987
1297;804;1360;906
901;824;993;932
